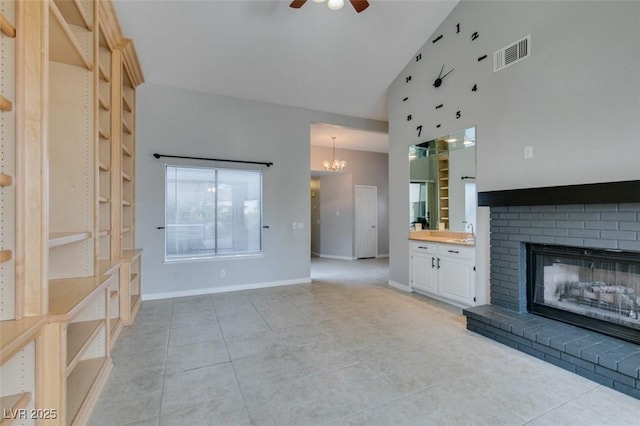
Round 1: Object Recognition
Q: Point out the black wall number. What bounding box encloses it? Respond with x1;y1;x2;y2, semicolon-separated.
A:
456;23;460;33
472;84;477;92
403;97;409;102
456;111;461;119
436;124;441;128
405;76;412;83
416;125;423;137
407;114;412;121
435;104;443;110
416;53;422;62
478;54;487;62
471;32;479;41
432;34;443;43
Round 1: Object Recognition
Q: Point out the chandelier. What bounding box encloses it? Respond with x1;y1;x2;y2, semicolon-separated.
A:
322;136;347;172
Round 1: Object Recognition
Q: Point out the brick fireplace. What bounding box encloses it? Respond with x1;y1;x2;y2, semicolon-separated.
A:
464;180;640;399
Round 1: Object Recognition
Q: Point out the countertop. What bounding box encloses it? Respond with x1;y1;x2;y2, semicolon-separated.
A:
408;230;475;247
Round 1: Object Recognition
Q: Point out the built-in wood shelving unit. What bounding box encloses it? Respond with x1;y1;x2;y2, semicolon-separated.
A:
2;1;143;421
438;158;450;229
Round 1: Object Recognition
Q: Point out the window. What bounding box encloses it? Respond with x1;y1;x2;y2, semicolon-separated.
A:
165;165;262;261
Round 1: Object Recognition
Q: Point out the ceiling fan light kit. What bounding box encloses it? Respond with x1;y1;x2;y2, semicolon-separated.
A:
289;0;369;13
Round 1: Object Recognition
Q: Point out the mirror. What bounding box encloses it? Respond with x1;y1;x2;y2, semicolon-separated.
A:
409;127;476;233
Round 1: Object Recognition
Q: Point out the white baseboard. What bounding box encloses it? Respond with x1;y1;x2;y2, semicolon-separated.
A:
142;277;312;301
315;254;356;261
388;280;412;292
376;253;389;258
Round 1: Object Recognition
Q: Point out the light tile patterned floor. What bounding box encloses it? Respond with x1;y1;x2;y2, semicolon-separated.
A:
89;257;640;425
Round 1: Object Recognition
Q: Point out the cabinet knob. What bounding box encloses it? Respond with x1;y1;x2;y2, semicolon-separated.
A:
431;257;435;268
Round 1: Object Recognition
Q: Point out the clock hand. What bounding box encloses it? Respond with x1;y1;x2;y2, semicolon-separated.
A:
437;64;444;79
440;68;454;80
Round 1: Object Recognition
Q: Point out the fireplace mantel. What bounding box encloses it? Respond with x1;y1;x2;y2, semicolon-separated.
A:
478;180;640;207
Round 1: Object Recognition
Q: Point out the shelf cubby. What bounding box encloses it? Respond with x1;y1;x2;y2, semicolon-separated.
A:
0;317;45;366
121;143;132;157
98;63;110;82
98;95;110;111
49;1;93;71
121;95;132;112
66;357;111;426
48;275;114;323
0;12;15;37
53;0;92;31
122;119;133;135
0;392;32;424
66;319;105;373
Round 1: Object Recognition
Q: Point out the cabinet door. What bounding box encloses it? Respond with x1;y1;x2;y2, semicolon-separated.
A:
411;251;436;293
438;256;475;305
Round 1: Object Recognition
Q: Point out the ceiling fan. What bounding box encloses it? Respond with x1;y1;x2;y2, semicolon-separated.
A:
290;0;370;13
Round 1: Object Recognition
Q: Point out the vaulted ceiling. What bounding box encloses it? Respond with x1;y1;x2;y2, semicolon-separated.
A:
113;0;459;123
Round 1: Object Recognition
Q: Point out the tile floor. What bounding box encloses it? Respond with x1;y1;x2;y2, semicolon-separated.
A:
89;257;640;425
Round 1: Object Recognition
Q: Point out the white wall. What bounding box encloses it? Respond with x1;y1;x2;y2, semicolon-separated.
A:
136;83;387;299
388;1;640;288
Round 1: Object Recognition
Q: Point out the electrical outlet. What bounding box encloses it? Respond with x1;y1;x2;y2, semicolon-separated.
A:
524;146;534;159
292;222;298;230
298;222;304;230
220;269;226;278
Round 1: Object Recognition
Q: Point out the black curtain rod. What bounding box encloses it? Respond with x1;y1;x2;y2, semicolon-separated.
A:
461;176;476;180
153;153;273;167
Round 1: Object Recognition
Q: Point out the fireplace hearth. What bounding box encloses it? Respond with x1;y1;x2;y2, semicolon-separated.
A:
527;244;640;344
465;180;640;399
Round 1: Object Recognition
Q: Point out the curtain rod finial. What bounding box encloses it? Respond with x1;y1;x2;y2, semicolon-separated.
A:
153;153;161;159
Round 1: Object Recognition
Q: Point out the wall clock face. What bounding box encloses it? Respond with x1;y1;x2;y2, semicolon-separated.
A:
404;20;488;139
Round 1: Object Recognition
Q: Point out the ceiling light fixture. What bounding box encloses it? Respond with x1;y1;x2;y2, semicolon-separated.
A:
322;136;347;172
327;0;345;10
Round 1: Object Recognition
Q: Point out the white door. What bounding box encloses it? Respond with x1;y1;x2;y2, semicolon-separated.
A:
355;185;377;259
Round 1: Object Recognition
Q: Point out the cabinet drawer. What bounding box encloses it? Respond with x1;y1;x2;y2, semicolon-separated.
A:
411;241;437;255
437;244;474;259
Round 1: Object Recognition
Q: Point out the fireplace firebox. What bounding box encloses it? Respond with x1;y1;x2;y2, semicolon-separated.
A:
527;244;640;345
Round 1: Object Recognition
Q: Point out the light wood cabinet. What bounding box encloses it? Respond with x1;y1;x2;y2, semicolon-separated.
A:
0;0;143;424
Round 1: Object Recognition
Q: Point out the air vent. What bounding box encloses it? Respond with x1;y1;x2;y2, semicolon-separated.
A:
493;35;530;72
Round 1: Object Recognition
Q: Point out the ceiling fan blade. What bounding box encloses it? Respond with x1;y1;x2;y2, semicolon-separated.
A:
290;0;308;9
350;0;369;13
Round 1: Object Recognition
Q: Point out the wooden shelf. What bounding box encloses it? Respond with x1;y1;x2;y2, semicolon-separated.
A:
110;289;118;300
0;250;13;263
0;317;46;366
97;259;121;276
122;171;131;182
122;119;133;135
0;173;12;187
67;357;111;426
122;144;132;157
98;95;110;111
99;128;110;140
122;95;132;112
130;294;141;312
98;63;110;83
0;95;12;112
122;199;131;206
99;161;109;172
48;231;91;248
110;318;121;337
99;196;109;204
53;0;92;31
0;393;32;426
98;229;110;238
66;320;104;373
121;226;131;234
130;272;138;284
0;12;16;38
122;249;142;262
49;2;93;71
48;275;112;322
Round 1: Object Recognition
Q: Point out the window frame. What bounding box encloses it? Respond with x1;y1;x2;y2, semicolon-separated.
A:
163;164;264;263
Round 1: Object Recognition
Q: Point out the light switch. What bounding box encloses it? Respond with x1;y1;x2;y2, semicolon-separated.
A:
524;146;534;159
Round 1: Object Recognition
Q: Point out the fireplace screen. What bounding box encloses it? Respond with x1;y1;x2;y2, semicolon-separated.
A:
528;244;640;344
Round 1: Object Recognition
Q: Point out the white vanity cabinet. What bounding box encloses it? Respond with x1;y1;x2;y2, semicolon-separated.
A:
410;241;476;307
